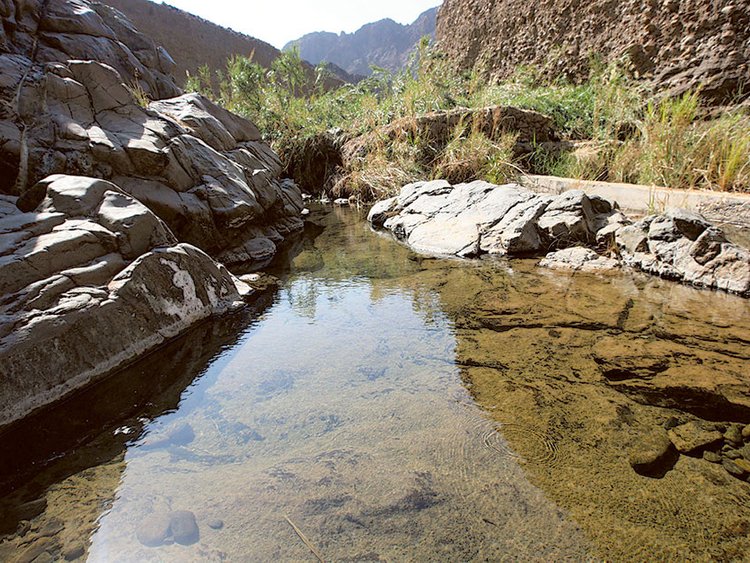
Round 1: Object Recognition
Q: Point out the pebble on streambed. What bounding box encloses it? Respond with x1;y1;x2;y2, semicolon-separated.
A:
628;429;676;477
136;510;200;548
631;421;750;482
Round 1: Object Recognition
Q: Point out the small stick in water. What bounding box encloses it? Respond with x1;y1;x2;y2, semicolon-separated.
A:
285;515;325;562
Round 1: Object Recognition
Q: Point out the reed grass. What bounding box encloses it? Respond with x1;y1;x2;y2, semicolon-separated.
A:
186;42;750;198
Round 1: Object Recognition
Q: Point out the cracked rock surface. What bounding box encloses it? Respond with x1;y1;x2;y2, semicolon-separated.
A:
1;0;304;266
369;180;750;296
436;0;749;106
0;0;305;426
0;175;253;427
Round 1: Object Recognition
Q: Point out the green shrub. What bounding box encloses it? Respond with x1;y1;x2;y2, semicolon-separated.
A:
185;43;749;197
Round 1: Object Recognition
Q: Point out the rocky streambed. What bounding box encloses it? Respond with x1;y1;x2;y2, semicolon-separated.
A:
0;206;749;561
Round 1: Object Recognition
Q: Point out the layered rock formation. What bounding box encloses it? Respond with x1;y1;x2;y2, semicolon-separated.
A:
369;181;750;296
0;175;252;427
0;0;305;426
285;7;438;77
1;45;303;264
436;0;750;104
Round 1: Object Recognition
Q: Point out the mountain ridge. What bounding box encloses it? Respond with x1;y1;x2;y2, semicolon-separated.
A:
99;0;350;88
284;7;439;77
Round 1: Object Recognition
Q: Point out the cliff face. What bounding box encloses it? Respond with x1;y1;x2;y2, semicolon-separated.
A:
285;7;438;77
100;0;279;85
436;0;750;104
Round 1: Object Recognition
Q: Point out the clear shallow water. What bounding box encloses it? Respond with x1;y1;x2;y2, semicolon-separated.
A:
0;208;591;561
1;206;749;561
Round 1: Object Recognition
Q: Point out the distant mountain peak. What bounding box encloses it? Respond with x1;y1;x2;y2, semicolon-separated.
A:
284;7;439;77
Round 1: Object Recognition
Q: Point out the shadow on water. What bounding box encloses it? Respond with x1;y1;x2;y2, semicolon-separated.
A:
0;293;275;533
1;205;748;562
0;211;323;516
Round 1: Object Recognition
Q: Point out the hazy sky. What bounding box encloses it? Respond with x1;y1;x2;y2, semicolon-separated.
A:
157;0;443;49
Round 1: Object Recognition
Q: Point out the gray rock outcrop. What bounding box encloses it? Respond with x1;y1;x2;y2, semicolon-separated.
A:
1;0;304;266
0;0;305;427
615;209;750;295
369;180;750;296
0;175;253;427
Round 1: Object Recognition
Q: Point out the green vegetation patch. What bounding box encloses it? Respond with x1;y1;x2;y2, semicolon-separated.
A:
186;41;750;200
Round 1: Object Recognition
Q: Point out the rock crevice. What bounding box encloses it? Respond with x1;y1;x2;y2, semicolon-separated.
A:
369;180;750;296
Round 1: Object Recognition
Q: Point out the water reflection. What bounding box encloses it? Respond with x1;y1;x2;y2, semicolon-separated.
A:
85;208;590;561
1;206;748;561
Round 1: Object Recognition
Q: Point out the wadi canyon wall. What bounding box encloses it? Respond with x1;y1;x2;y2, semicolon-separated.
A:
436;0;750;104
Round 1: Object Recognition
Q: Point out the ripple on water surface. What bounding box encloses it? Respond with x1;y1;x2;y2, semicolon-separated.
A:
2;206;749;561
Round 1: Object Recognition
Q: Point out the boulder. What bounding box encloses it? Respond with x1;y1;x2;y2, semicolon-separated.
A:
0;1;304;268
536;190;598;247
539;247;620;273
667;421;723;454
0;175;252;428
628;429;676;477
616;209;750;296
372;181;625;258
370;181;750;297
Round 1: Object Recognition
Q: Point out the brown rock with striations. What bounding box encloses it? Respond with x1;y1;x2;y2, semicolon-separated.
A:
436;0;750;105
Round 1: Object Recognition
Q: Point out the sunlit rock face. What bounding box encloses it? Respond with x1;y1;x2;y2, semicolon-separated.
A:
436;0;750;105
370;180;750;296
0;0;305;426
0;175;254;427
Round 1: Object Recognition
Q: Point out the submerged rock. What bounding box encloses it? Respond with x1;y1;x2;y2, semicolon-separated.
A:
628;429;676;477
136;510;199;547
539;247;620;273
136;512;172;548
723;459;750;480
667;421;723;454
725;424;744;447
169;510;199;545
703;451;722;464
